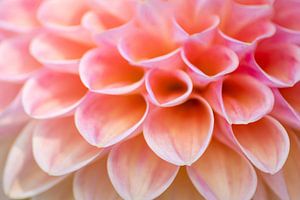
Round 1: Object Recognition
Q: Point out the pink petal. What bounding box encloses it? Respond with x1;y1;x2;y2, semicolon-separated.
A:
262;128;300;200
32;116;103;176
182;39;238;85
75;93;149;147
3;122;65;199
22;70;87;119
145;68;193;107
231;116;290;173
32;176;74;200
74;157;122;200
233;0;274;5
0;81;22;113
118;28;184;69
37;0;91;43
143;96;214;165
79;44;144;95
0;35;41;82
157;168;205;200
273;0;300;32
0;0;41;33
271;87;300;129
204;74;274;124
187;138;257;200
253;41;300;87
30;33;92;73
107;135;179;200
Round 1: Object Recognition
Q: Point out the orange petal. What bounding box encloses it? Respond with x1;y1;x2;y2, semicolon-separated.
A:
157;168;205;200
75;93;148;147
3;122;65;199
0;36;41;82
143;96;214;165
32;176;74;200
79;44;144;95
145;68;193;107
74;157;122;200
204;74;274;124
22;70;87;119
107;135;179;200
187;138;257;200
33;116;103;176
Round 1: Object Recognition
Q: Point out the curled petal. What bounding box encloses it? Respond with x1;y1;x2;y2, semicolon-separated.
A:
118;29;184;68
0;36;41;82
253;42;300;87
74;157;122;200
32;176;74;200
37;0;90;43
30;33;92;73
157;168;204;200
273;0;300;32
75;93;148;147
222;116;290;174
143;96;214;166
22;70;87;119
79;45;144;95
252;175;280;200
107;135;179;200
262;129;300;200
33;116;103;176
204;74;274;124
0;81;22;113
182;40;238;85
3;122;65;199
187;138;257;200
0;0;41;33
271;84;300;129
145;68;193;107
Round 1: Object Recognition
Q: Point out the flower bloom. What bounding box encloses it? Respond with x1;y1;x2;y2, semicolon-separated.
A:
0;0;300;199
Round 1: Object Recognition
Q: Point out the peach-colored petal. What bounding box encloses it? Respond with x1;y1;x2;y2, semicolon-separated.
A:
271;84;300;129
32;176;74;200
145;68;193;107
79;45;144;95
252;42;300;87
262;129;300;200
0;36;41;82
30;33;92;73
182;39;238;85
0;129;20;200
0;81;22;114
3;122;65;199
37;0;91;43
143;96;214;166
22;70;87;119
204;74;274;124
187;138;257;200
231;116;290;173
157;168;205;200
107;135;179;200
32;116;103;176
170;0;220;36
253;174;280;200
74;157;122;200
118;28;184;69
75;93;149;147
0;0;41;33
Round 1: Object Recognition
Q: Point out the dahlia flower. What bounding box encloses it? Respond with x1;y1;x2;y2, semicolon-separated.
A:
0;0;300;199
